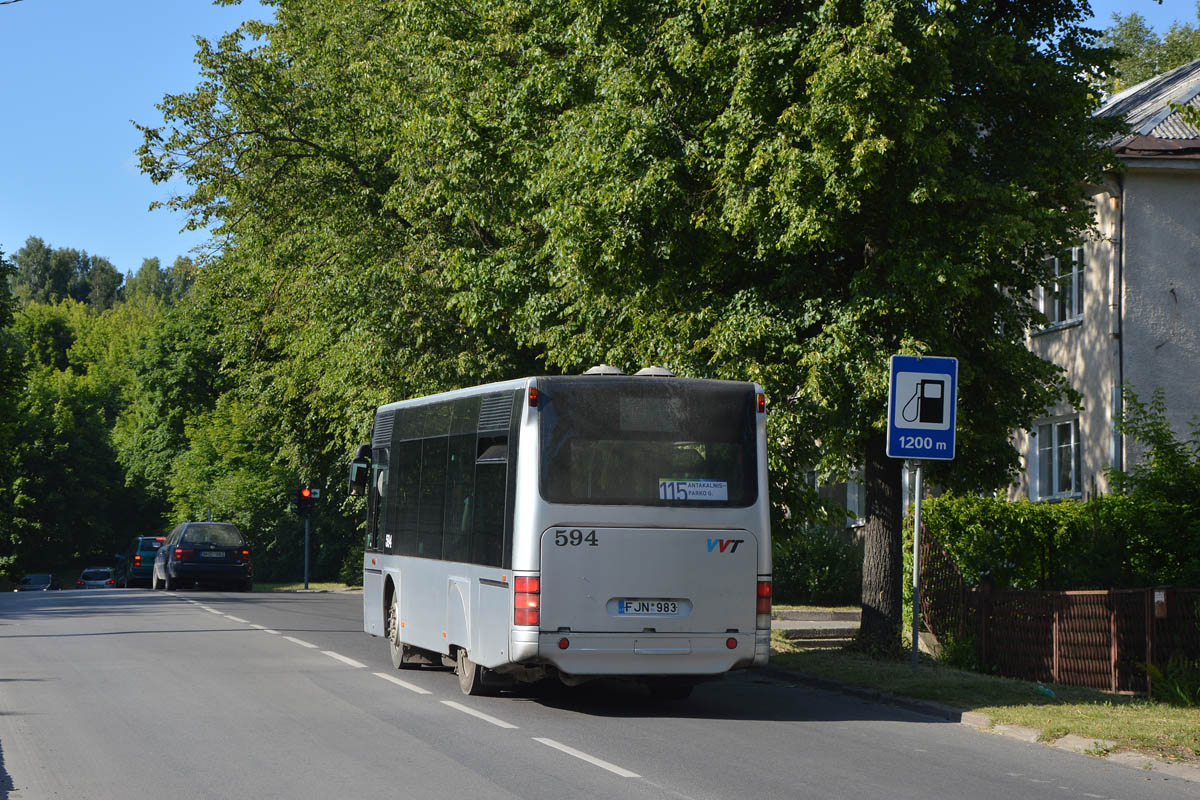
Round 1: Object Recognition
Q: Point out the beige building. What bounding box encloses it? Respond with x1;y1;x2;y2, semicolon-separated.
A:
1014;58;1200;501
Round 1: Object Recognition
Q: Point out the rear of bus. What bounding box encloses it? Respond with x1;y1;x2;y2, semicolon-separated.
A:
510;375;771;692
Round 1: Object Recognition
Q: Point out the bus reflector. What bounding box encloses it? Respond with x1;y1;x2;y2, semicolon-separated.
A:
514;575;540;627
726;637;737;650
558;638;569;650
757;393;766;413
528;387;539;407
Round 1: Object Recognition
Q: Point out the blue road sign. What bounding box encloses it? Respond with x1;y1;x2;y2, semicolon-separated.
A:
887;355;957;460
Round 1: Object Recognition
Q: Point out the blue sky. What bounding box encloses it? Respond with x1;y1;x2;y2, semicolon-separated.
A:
1;1;1197;278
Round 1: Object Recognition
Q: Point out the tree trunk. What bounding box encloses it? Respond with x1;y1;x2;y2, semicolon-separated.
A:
857;431;904;656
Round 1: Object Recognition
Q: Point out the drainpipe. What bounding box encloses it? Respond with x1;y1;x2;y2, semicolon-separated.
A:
1110;173;1125;477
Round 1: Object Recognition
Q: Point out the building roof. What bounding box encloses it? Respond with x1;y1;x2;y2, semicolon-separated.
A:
1096;57;1200;158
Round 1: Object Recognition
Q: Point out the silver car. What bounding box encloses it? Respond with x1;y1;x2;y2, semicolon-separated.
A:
76;567;117;589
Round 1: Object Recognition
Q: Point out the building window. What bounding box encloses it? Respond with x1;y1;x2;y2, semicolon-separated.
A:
1041;247;1085;325
1033;418;1081;500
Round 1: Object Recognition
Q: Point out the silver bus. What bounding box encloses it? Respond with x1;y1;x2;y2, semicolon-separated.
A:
348;369;772;698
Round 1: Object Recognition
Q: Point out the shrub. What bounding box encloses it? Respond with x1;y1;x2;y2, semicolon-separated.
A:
1143;653;1200;707
921;492;1197;590
773;524;862;606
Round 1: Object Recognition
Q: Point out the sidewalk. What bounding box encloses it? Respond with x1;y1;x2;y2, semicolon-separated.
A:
772;607;860;648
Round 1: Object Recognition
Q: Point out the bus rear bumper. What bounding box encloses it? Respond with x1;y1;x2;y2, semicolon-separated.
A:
515;631;758;677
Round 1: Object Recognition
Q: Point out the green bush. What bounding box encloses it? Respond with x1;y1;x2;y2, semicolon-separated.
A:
1144;653;1200;707
773;524;862;606
921;493;1199;590
919;388;1200;590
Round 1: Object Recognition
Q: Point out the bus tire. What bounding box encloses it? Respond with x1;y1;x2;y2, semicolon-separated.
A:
387;594;420;670
456;649;489;696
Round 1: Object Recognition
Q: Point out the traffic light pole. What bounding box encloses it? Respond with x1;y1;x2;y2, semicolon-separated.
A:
304;516;310;590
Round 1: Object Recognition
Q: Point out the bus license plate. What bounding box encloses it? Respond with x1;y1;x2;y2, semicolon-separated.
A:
618;599;682;616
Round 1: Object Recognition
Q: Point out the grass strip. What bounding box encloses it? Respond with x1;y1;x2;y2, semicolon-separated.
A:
770;633;1200;765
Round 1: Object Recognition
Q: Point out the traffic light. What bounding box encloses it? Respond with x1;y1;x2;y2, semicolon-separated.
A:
289;488;301;515
297;485;314;517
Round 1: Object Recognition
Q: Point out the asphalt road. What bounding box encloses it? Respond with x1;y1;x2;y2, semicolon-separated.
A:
1;589;1194;800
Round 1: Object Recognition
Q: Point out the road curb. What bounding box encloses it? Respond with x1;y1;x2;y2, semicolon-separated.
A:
754;664;1199;783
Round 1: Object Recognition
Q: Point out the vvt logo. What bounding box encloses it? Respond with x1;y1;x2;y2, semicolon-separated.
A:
707;538;744;554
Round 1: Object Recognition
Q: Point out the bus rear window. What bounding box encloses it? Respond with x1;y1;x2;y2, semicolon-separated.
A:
537;377;758;507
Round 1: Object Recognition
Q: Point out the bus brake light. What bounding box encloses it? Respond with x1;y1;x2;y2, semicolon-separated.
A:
514;575;540;627
757;393;766;413
756;580;772;629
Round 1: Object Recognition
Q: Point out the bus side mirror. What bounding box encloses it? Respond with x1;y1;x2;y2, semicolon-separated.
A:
348;444;371;497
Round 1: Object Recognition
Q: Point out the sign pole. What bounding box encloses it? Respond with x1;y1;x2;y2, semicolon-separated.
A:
911;460;923;669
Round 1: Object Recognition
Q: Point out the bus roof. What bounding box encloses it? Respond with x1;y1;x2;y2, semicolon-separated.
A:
374;375;761;415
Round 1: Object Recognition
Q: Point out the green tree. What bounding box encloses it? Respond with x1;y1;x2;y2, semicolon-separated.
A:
0;249;25;572
125;257;168;301
85;255;123;310
139;0;1120;652
110;298;227;505
11;237;125;310
1099;5;1200;94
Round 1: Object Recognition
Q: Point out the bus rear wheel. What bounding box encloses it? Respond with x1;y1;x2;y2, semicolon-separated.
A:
456;649;490;696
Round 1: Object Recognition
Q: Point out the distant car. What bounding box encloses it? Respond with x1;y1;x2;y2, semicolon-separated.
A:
77;567;117;589
151;521;253;592
14;573;59;591
118;536;166;587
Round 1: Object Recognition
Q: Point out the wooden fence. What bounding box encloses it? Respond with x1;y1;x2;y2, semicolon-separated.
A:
919;534;1200;695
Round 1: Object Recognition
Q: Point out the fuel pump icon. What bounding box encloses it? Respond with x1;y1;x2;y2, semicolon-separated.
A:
902;378;945;425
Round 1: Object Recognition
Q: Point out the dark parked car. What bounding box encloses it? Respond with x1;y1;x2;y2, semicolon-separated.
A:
118;536;166;587
14;573;59;591
151;521;253;592
77;567;117;589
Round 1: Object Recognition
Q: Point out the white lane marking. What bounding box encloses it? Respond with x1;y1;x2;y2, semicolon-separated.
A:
225;615;249;623
372;672;432;695
283;636;318;648
205;608;224;615
441;700;519;729
533;737;640;778
322;650;367;668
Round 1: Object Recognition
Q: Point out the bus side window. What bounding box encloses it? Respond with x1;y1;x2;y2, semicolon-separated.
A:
442;434;475;562
418;437;447;558
391;439;421;556
473;460;505;567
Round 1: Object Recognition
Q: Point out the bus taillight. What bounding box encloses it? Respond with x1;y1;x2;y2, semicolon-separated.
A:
756;580;772;629
514;575;540;627
757;392;766;413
